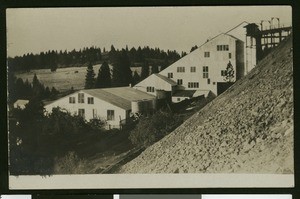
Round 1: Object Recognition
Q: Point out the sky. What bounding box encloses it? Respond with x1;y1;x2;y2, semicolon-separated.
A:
6;6;292;57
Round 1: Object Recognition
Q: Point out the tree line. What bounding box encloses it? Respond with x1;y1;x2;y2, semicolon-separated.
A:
7;45;183;72
85;46;181;89
8;71;59;105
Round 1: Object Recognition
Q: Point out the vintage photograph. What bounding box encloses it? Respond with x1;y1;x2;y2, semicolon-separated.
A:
7;6;293;188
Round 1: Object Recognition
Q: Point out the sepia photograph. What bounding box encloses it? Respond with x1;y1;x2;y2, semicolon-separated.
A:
7;6;293;189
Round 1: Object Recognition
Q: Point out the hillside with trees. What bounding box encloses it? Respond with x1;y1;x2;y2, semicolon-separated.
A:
7;45;182;72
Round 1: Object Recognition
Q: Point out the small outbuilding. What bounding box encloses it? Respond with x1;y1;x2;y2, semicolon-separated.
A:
13;99;29;110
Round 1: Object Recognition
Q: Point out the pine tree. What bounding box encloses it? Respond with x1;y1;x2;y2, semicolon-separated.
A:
85;62;96;89
95;61;111;88
151;64;159;74
112;50;133;87
141;60;150;80
132;70;141;85
32;74;42;98
190;45;198;52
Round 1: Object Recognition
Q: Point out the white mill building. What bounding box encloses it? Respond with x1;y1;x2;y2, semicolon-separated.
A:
134;33;246;102
44;87;156;129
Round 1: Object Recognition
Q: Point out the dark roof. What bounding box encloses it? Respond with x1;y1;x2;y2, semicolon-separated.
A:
84;87;156;110
153;73;177;86
173;90;196;97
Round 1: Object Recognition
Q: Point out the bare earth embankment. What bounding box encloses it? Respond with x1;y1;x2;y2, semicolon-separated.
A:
119;37;293;174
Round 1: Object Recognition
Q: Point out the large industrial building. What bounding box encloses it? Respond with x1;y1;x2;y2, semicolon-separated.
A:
134;33;245;102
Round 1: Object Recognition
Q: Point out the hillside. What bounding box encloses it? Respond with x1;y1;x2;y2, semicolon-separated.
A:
15;64;103;92
119;36;293;174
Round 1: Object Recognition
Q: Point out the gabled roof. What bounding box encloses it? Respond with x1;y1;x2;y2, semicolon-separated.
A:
84;87;155;110
199;33;243;49
153;73;177;86
173;90;196;97
14;99;29;105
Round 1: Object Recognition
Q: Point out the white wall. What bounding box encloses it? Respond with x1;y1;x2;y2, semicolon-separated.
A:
133;74;173;96
172;96;189;103
160;34;241;95
226;22;257;75
44;91;127;128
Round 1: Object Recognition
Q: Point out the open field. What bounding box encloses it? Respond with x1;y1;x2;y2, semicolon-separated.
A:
15;65;102;92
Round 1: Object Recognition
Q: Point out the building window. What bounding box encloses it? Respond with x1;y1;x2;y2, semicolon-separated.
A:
207;78;211;84
92;109;97;119
203;66;209;78
213;82;216;85
107;110;115;121
177;98;181;102
190;66;196;72
78;109;85;118
177;79;183;85
177;66;185;73
221;70;227;76
217;45;229;51
69;97;75;104
168;73;173;78
229;53;232;59
147;86;155;92
204;52;210;57
78;93;84;103
88;97;94;104
188;82;199;88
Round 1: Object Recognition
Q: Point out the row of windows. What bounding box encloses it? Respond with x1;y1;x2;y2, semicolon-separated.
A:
69;94;94;104
188;82;199;88
217;45;229;51
78;108;115;121
171;61;231;79
191;66;196;72
221;70;227;76
187;79;212;88
203;66;209;78
177;79;183;85
169;66;210;80
204;51;210;57
168;73;173;78
205;51;231;58
107;110;115;121
177;66;185;73
78;93;84;103
173;66;197;74
147;86;155;92
178;77;212;87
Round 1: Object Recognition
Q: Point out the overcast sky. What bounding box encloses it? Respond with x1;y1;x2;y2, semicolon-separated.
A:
6;6;292;57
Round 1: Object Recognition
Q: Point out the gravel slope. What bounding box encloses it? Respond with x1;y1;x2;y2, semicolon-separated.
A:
119;36;293;174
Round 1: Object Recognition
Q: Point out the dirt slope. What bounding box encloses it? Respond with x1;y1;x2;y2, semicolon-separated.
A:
119;36;293;174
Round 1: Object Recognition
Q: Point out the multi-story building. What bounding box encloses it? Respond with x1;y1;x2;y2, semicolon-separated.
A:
134;33;245;101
